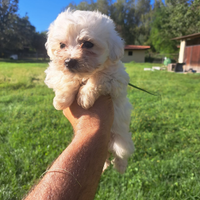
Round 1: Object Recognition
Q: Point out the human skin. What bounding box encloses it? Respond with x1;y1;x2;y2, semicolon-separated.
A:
25;95;114;200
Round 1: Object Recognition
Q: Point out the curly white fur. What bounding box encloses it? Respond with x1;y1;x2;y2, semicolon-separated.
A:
45;9;134;173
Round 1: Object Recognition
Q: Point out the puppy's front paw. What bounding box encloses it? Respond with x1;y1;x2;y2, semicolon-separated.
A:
77;87;96;109
112;158;128;174
53;98;67;110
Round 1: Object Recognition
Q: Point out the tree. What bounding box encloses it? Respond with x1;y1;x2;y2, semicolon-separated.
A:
0;0;19;50
32;32;47;54
149;2;178;53
134;0;151;45
0;0;35;52
66;0;152;45
110;0;136;44
165;0;200;36
149;0;200;53
14;15;35;49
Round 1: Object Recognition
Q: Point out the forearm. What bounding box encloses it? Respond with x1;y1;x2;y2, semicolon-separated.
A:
25;96;113;200
25;116;110;200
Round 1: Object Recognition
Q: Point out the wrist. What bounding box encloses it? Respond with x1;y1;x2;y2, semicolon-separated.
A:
74;114;105;136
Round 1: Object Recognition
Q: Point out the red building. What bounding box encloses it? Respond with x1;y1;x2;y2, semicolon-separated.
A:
172;33;200;72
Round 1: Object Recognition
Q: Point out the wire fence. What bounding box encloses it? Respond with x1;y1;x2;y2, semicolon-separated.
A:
145;53;179;63
1;51;179;64
0;52;49;62
17;53;49;61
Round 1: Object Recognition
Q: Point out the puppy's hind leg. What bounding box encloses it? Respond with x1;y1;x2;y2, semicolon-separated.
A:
110;133;134;174
103;152;111;173
112;157;128;174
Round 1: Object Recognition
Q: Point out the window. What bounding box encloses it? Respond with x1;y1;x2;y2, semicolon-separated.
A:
128;51;133;56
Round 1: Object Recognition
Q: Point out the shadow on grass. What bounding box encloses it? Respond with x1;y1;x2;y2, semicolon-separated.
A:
0;58;50;63
0;82;36;90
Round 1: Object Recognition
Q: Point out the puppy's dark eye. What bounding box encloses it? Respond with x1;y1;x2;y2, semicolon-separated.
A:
60;43;66;49
81;41;94;49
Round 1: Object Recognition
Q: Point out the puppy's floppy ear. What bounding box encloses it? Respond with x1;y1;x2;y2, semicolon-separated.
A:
45;40;51;58
45;27;57;60
45;40;54;59
108;34;124;62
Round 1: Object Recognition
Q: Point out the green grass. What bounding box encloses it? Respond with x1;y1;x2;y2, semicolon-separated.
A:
0;61;200;199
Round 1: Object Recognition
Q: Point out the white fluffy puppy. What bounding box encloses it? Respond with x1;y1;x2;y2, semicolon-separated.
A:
45;9;134;173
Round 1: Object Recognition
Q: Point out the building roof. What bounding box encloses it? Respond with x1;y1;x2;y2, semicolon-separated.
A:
171;32;200;41
124;45;151;50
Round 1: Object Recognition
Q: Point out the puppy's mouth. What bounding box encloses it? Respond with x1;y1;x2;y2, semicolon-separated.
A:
64;58;78;73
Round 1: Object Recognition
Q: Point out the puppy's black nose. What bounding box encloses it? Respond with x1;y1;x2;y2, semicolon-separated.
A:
65;58;77;68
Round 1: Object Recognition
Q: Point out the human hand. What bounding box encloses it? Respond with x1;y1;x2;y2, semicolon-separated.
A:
63;95;114;138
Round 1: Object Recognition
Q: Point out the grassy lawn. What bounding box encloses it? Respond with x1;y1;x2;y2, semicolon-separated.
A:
0;61;200;200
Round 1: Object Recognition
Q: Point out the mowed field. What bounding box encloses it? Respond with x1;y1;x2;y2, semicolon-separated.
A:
0;61;200;200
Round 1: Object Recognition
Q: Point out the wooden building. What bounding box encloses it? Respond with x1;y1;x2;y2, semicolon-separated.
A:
172;33;200;72
121;45;150;63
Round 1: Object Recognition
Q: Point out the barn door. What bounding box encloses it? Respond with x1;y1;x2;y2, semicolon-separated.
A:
184;45;200;67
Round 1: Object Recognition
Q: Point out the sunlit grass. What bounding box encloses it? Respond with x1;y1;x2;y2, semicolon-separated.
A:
0;61;200;199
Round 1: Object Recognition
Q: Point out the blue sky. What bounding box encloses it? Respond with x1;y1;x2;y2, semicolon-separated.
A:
18;0;155;33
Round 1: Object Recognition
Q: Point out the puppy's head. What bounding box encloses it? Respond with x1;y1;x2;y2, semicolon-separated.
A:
46;9;124;75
